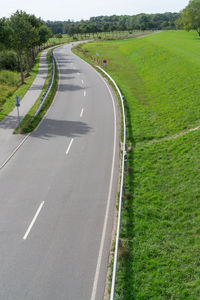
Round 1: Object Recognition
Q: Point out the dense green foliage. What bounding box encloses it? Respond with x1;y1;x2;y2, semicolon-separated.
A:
0;70;21;113
177;0;200;36
0;11;52;83
75;30;200;298
45;12;179;35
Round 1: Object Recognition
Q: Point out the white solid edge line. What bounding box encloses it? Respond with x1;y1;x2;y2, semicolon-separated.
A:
90;73;117;300
66;138;74;155
84;90;86;97
80;108;84;118
23;201;45;240
0;134;31;170
0;46;62;171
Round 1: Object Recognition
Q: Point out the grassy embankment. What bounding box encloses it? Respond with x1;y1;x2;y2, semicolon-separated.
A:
74;31;200;299
14;50;58;134
0;54;41;121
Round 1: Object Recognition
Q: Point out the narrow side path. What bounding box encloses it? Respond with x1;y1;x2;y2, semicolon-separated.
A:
0;49;48;167
137;122;200;147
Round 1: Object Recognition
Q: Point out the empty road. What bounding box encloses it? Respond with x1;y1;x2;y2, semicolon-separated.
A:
0;43;120;300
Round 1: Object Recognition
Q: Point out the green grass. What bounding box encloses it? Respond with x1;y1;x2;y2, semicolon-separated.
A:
48;34;72;44
0;54;41;121
75;31;200;142
14;51;58;134
0;70;21;112
74;30;200;299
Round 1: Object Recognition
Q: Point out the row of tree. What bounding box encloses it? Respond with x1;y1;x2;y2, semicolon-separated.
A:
176;0;200;36
0;10;52;84
45;12;179;36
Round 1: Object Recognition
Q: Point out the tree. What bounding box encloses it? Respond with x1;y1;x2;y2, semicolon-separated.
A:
9;11;36;83
177;0;200;36
0;18;11;49
8;11;52;82
38;25;52;45
55;33;63;39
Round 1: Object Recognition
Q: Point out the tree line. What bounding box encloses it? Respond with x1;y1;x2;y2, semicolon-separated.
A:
0;10;52;84
45;12;179;36
176;0;200;36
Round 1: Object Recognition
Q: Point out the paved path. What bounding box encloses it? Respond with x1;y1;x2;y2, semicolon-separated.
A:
0;49;48;167
0;43;120;299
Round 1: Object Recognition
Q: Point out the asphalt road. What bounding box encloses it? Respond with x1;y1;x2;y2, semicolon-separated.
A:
0;50;48;167
0;43;120;300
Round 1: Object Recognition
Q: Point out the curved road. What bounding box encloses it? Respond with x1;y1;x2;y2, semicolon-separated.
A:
0;43;120;300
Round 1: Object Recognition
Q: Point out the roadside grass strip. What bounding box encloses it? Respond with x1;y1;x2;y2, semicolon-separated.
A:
74;30;200;298
14;50;58;134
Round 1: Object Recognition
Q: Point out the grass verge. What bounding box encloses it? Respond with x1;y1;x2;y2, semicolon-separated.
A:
14;51;58;134
74;31;200;299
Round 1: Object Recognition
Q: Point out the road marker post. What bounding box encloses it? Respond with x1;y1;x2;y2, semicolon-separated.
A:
15;96;21;129
96;53;100;64
103;59;107;70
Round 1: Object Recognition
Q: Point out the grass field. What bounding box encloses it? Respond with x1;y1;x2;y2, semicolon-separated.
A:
48;34;72;44
0;54;41;121
74;31;200;299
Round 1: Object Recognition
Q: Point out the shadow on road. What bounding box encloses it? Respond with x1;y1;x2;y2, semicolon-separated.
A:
29;84;44;91
0;114;19;130
59;69;80;75
57;59;74;64
58;83;85;92
32;119;92;139
0;116;92;140
59;76;75;80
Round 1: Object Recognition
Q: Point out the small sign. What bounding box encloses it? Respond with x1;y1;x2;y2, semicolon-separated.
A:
96;53;99;57
15;96;20;107
103;59;107;64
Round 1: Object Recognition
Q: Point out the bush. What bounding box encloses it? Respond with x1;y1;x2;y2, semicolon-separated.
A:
55;33;63;39
0;51;20;71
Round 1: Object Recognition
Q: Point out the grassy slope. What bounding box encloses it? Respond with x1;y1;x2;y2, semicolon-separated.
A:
75;31;200;299
14;51;58;134
0;54;41;121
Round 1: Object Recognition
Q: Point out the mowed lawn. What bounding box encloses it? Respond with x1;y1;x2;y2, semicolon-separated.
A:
75;31;200;299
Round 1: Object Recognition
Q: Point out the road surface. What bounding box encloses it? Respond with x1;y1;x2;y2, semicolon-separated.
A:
0;50;48;167
0;43;120;300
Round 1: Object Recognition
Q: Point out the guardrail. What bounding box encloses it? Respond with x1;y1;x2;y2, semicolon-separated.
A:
34;50;55;117
96;66;126;300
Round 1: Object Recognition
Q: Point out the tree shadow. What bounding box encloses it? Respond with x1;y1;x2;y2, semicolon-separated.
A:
32;119;92;139
57;59;74;64
29;84;44;91
58;84;86;92
59;69;80;75
59;76;75;80
0;114;19;130
38;69;48;75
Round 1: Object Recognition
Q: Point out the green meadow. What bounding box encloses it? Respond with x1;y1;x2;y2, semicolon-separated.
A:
75;31;200;298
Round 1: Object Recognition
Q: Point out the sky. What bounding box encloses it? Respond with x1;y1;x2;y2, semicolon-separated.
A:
0;0;189;21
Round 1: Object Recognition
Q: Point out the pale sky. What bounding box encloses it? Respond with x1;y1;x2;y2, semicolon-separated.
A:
0;0;189;21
